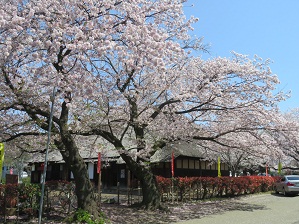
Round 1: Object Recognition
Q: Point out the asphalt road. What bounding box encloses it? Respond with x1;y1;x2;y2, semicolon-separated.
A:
176;193;299;224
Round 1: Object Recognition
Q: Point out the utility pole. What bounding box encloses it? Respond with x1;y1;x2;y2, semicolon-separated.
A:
38;87;57;224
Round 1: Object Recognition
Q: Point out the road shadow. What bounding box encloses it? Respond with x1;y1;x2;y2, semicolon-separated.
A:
219;200;266;212
270;192;299;197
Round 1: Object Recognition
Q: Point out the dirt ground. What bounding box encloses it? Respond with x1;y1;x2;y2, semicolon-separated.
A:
2;194;265;223
102;195;262;224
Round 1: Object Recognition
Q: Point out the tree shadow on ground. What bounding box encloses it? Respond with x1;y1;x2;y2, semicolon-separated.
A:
270;192;299;197
102;196;268;224
1;196;271;223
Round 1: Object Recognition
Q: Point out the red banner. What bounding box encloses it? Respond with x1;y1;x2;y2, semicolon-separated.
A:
171;151;174;177
97;152;101;174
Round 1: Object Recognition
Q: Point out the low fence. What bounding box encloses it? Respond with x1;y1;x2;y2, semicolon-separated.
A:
100;176;279;204
101;182;143;205
0;181;143;222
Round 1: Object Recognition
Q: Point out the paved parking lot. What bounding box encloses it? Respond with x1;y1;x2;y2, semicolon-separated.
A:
176;193;299;224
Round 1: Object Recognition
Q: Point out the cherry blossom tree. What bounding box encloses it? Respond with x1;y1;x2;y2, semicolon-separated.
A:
213;110;299;175
200;127;288;177
0;0;202;214
267;109;299;170
0;0;290;215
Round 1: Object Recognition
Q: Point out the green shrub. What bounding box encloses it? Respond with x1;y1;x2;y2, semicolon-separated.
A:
67;209;106;224
18;183;41;216
21;176;31;184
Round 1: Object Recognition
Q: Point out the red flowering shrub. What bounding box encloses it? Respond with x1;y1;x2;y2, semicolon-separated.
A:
5;184;18;197
176;177;193;191
0;184;18;211
156;176;171;193
236;177;251;194
155;175;276;201
175;177;197;201
218;177;234;196
185;177;218;199
245;176;275;193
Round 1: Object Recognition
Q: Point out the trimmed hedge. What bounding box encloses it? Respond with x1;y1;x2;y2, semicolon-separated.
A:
156;176;279;200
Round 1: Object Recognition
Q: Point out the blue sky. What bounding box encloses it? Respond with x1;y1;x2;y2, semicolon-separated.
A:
184;0;299;112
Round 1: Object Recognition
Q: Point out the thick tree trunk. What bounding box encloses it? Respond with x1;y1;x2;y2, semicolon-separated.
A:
229;165;238;177
55;101;100;219
120;152;162;209
139;168;161;209
55;138;100;219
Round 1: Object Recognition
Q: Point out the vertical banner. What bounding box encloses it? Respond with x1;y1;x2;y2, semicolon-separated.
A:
0;143;4;182
171;151;174;203
97;152;102;210
171;151;174;177
97;152;101;174
217;156;221;177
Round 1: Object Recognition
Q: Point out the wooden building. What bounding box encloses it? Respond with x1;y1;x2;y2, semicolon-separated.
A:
28;138;229;188
151;141;230;177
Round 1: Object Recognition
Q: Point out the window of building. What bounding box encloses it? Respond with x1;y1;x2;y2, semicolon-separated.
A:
224;163;229;170
165;162;170;168
189;160;195;169
156;162;164;168
211;163;217;170
200;161;205;169
183;159;188;169
176;159;182;168
195;160;200;169
221;163;225;170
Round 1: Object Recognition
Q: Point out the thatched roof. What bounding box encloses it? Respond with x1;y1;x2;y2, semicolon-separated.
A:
150;141;206;163
28;135;123;163
29;147;120;163
28;137;206;164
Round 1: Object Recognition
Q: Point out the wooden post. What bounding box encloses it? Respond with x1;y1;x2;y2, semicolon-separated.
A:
117;182;120;204
97;152;102;210
138;181;141;203
172;178;174;203
98;172;101;210
171;151;174;203
127;170;131;205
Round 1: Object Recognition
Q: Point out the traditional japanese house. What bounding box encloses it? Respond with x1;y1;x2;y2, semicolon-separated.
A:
27;137;229;189
151;141;230;177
